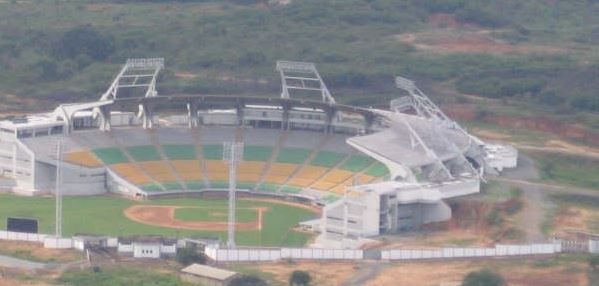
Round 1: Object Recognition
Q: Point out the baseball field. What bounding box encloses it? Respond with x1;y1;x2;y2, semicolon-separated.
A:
0;193;317;247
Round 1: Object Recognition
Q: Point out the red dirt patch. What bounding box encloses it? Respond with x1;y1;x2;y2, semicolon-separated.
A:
124;205;267;231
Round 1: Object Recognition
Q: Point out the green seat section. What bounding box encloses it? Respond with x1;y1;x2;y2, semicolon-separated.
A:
365;162;389;177
92;148;128;165
281;186;302;194
210;181;229;189
310;151;346;167
259;183;280;193
276;148;311;164
237;182;257;190
243;146;272;162
185;181;205;190
163;182;184;190
126;145;161;161
203;145;223;160
339;155;374;172
141;183;163;192
322;194;341;204
163;144;196;160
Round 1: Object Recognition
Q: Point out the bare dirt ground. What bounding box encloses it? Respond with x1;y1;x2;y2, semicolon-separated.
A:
239;197;322;215
0;241;82;263
123;205;267;231
258;261;358;286
552;206;599;235
364;259;588;286
395;13;563;55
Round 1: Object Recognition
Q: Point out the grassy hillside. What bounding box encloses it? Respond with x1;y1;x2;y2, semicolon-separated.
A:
0;1;597;126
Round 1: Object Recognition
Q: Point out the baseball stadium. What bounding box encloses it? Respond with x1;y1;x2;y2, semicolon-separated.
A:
0;58;517;248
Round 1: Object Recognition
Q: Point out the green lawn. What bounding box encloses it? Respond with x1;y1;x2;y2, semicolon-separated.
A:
59;267;194;286
126;145;161;161
531;152;599;190
174;207;257;223
0;194;315;247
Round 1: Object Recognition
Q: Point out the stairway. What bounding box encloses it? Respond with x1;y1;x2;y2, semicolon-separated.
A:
277;134;332;192
148;130;188;191
191;127;211;188
254;130;288;190
106;131;166;191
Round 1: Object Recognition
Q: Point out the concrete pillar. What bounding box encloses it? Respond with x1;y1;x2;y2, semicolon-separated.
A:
363;113;375;133
282;103;290;131
140;103;154;129
187;101;199;129
236;102;244;126
99;106;112;132
12;143;17;179
325;107;336;134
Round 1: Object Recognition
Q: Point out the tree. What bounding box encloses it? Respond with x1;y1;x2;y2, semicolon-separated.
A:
289;270;311;286
590;255;599;270
462;269;505;286
176;246;206;266
229;275;267;286
56;25;114;61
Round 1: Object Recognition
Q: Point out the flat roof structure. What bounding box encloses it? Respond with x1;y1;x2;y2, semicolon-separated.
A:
181;264;238;281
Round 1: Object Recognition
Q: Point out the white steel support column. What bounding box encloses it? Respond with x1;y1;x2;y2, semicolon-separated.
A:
54;141;62;237
223;141;244;248
11;143;17;179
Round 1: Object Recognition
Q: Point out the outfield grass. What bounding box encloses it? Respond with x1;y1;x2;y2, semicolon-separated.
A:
174;207;257;223
0;194;315;247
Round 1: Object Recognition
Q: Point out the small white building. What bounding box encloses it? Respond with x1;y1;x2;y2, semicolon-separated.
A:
180;264;239;286
117;236;177;259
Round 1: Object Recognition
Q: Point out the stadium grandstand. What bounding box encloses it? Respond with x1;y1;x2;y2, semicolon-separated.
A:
0;59;517;247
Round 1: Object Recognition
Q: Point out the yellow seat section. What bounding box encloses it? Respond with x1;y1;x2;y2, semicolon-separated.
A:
172;160;203;181
330;185;348;195
338;173;376;187
139;161;177;182
205;160;229;181
64;151;102;168
237;161;265;182
110;163;153;185
287;166;328;187
311;181;337;191
263;163;297;184
318;169;354;184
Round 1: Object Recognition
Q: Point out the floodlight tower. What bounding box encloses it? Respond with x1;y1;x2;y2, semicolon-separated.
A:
53;140;63;237
276;60;336;104
223;141;244;248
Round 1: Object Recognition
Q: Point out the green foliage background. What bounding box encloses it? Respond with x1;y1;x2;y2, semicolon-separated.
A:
0;0;597;114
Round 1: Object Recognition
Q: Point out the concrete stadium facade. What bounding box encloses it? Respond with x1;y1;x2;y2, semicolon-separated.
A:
0;59;517;246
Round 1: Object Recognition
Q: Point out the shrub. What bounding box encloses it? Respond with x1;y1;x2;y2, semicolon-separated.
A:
462;269;506;286
486;210;503;226
55;25;114;61
229;275;268;286
289;270;312;286
176;246;206;266
590;255;599;269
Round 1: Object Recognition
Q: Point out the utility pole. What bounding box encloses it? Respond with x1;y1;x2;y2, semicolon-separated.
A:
223;141;243;248
54;140;62;237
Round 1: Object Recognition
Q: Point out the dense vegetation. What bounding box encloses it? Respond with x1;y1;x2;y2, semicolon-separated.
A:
531;152;599;190
0;1;597;115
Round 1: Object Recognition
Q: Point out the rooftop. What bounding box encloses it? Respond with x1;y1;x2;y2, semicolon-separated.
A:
181;264;238;281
